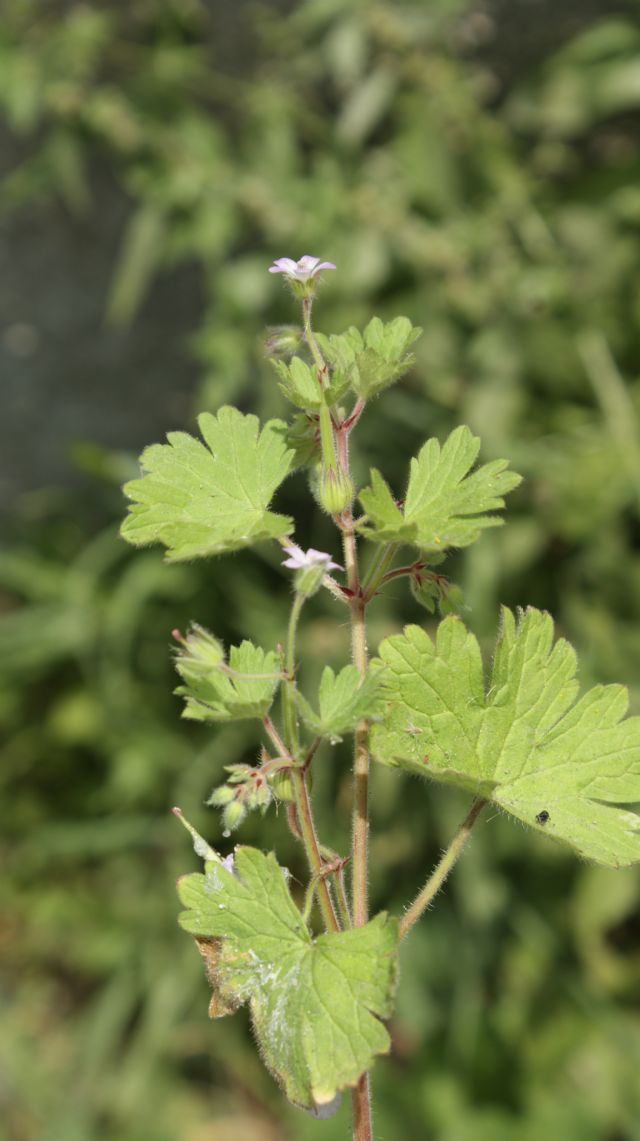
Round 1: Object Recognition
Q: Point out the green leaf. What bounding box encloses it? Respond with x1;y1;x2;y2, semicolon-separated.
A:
358;425;522;552
175;639;281;722
121;406;294;561
296;665;386;741
271;356;349;410
371;608;640;867
316;315;421;399
178;846;399;1111
277;413;321;470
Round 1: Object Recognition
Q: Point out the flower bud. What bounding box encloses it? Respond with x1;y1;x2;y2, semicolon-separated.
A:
319;466;354;516
246;780;272;812
263;325;302;359
174;623;224;680
224;763;252;784
222;798;247;832
410;573;438;614
439;582;466;617
207;784;235;807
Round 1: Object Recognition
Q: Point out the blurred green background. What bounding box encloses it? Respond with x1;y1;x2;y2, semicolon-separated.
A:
2;1;640;1138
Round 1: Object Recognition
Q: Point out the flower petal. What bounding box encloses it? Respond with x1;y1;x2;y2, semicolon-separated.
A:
268;255;336;281
306;548;343;570
281;543;307;569
268;258;299;275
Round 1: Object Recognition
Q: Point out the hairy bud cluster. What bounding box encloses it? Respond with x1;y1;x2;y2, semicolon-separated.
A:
208;762;274;833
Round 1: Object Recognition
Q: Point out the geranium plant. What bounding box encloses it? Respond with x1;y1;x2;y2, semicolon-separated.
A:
121;257;640;1140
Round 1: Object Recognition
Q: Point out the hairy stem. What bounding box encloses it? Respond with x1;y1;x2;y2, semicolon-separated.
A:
361;542;402;600
262;714;289;759
343;397;366;432
322;573;351;603
282;590;305;755
399;798;486;941
281;591;340;933
352;1074;373;1141
291;767;340;932
378;560;424;588
349;595;370;929
305;297;374;1140
302;295;328;384
302;735;322;772
334;862;353;930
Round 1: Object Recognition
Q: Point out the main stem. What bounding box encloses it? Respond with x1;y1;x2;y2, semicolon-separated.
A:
337;427;374;1140
303;298;373;1140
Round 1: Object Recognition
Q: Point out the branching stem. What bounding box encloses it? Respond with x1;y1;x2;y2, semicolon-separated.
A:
262;714;289;760
361;542;405;601
302;735;322;772
291;766;340;932
343;397;366;432
378;560;424;588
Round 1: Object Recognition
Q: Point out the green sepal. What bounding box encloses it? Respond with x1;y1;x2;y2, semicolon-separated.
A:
175;638;281;722
296;664;386;742
316;316;421;400
371;608;640;867
121;406;294;561
358;425;522;553
178;846;399;1112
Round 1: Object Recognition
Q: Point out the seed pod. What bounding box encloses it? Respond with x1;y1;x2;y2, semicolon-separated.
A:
270;770;295;803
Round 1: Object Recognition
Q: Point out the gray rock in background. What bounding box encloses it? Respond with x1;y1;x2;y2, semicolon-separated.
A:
0;153;201;518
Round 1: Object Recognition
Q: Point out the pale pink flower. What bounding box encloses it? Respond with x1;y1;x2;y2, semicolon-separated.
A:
282;544;342;572
268;255;336;282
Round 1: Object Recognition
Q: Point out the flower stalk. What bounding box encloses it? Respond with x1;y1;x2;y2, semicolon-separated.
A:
279;586;340;934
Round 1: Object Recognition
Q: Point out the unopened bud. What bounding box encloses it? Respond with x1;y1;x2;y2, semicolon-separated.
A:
207;784;235;807
222;798;247;832
247;780;272;812
175;623;224;678
264;325;302;359
319;466;354;515
410;572;438;614
439;582;466;617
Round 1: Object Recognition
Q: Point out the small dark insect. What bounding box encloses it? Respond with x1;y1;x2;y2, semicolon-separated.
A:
536;810;550;825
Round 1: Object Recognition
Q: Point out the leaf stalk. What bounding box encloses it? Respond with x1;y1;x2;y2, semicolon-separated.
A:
399;798;486;941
